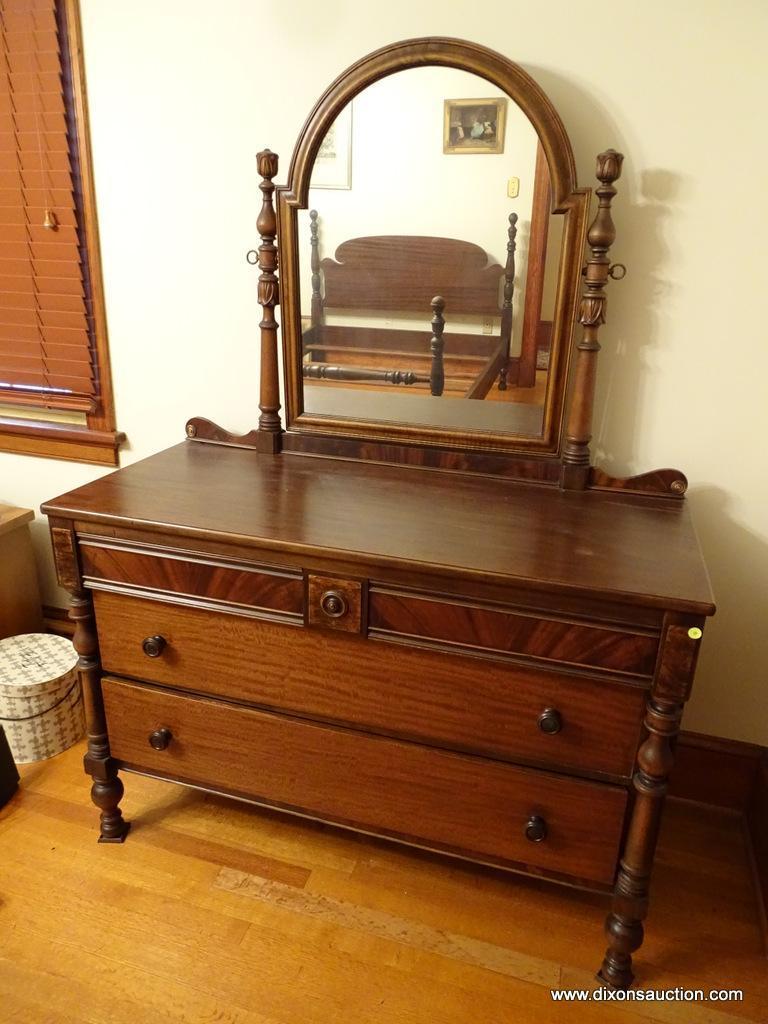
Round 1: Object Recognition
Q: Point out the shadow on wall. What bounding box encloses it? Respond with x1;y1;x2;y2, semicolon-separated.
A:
594;168;689;471
685;485;768;745
525;66;676;473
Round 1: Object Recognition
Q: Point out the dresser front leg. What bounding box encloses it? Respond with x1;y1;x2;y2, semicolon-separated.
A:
69;591;130;843
599;697;682;989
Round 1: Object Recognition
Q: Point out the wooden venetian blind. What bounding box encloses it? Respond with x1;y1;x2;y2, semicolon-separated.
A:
0;0;97;412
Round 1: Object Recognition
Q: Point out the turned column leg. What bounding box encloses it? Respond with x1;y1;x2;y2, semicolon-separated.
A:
598;697;681;988
69;590;130;843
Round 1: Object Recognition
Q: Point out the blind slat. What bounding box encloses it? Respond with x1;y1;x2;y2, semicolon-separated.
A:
1;12;58;34
0;206;77;226
0;322;91;346
0;370;94;394
0;111;66;133
0;149;70;171
0;91;64;114
0;303;88;328
0;306;89;334
0;188;75;209
4;53;62;75
1;0;57;14
0;131;69;153
1;30;60;55
0;274;84;296
2;333;90;354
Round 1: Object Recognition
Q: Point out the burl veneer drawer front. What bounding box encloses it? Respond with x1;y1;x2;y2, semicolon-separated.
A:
369;588;659;677
80;540;304;619
94;591;646;779
102;677;627;886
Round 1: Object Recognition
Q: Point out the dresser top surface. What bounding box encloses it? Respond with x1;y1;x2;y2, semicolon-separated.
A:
43;442;714;615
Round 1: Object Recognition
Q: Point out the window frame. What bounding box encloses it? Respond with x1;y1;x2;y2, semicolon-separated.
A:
0;0;124;465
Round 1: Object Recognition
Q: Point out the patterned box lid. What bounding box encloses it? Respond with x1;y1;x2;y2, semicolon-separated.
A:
0;633;78;700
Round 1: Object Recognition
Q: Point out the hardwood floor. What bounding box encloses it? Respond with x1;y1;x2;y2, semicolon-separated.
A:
1;742;765;1024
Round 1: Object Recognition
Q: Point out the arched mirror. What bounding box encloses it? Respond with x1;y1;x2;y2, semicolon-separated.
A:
278;40;590;455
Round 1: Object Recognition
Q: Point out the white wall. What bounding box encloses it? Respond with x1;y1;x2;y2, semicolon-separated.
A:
1;0;766;744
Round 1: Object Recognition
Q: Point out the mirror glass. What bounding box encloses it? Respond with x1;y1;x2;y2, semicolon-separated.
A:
297;67;565;438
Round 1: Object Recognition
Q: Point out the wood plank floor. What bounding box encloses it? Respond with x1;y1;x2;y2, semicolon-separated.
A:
1;742;765;1024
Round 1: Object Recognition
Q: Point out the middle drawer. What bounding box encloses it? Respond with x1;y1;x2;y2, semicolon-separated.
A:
93;590;646;779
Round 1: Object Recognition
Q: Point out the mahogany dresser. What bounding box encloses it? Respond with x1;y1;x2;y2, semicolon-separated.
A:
43;38;715;990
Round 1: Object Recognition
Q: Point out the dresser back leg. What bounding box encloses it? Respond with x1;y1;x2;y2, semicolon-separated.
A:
69;591;130;843
599;697;682;989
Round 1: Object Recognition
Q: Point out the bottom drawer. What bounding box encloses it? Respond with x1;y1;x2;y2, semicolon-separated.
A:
103;676;628;887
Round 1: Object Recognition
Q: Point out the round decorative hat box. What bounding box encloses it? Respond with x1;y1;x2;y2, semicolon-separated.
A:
0;633;85;764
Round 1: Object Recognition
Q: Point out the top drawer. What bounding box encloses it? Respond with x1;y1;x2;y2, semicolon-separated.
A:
80;540;304;621
81;537;659;678
369;587;659;678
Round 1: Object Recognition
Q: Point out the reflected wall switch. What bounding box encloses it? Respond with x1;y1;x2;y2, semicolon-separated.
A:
507;176;520;198
482;318;493;335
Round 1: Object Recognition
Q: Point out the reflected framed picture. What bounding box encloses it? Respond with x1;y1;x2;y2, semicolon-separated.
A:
443;97;507;155
311;104;352;189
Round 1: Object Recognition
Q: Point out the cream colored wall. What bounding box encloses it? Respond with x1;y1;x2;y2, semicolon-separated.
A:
1;0;766;744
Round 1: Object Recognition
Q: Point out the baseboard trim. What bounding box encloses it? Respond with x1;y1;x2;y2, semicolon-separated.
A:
41;602;766;951
671;732;767;955
671;730;765;810
43;604;74;638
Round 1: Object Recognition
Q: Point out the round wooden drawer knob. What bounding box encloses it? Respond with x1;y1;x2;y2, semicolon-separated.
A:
148;727;172;751
142;635;167;658
320;590;348;619
525;814;548;843
537;707;562;735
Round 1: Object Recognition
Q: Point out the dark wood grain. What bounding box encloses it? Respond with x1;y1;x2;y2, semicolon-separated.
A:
280;432;564;482
102;676;628;886
653;616;704;703
321;235;504;315
79;540;304;616
369;588;658;677
42;443;715;615
92;591;646;779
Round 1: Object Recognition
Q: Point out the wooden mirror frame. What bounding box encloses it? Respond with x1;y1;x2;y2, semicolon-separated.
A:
276;37;590;458
187;37;687;498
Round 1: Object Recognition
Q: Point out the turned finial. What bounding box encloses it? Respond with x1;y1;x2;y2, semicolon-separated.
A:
309;209;323;328
429;295;446;397
561;149;625;489
499;212;518;391
256;149;282;446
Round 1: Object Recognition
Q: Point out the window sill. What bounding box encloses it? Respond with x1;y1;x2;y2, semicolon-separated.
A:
0;417;126;466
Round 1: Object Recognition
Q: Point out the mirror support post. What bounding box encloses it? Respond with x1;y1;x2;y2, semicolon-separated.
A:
561;150;624;490
256;149;283;453
498;213;518;391
429;296;446;397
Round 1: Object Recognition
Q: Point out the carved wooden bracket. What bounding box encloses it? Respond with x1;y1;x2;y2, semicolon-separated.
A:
589;467;688;499
184;417;262;450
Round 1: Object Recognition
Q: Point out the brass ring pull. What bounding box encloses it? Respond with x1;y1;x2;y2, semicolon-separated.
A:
320;590;348;619
609;263;627;280
246;249;259;265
